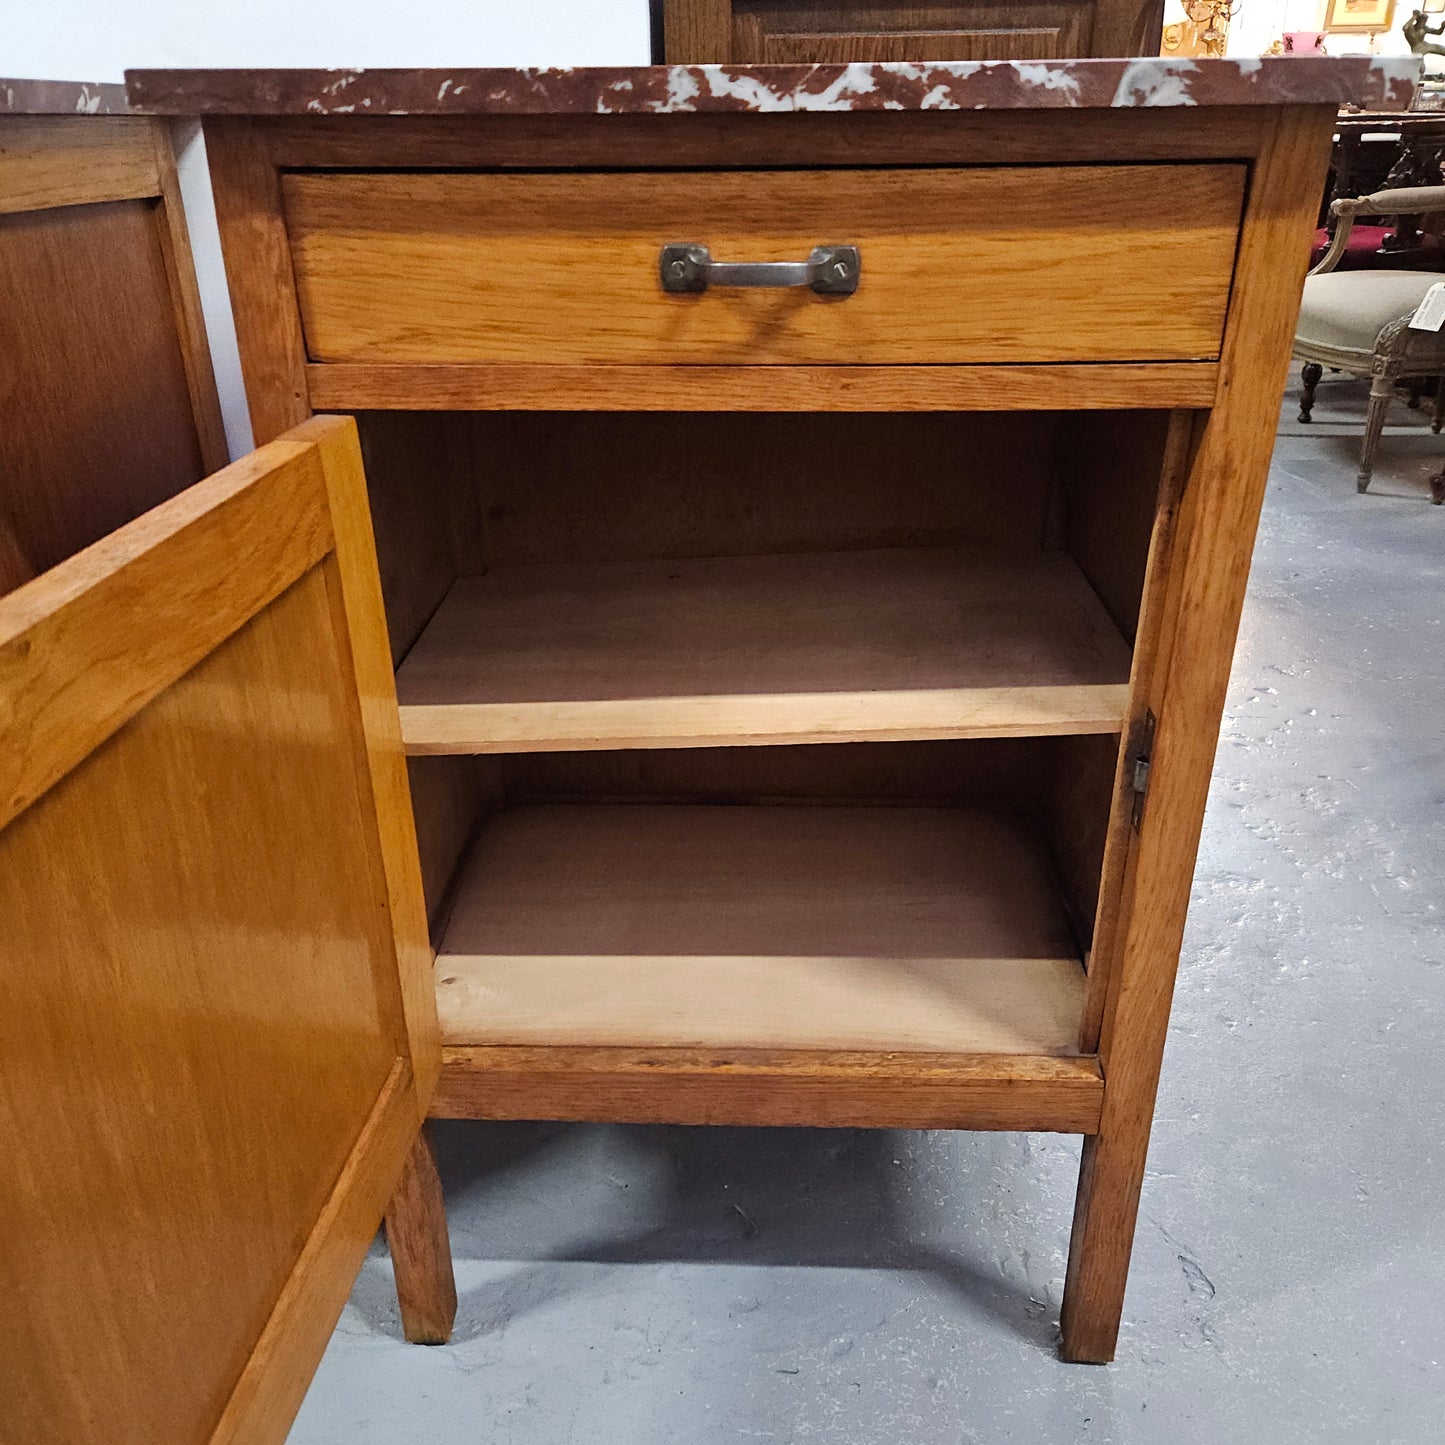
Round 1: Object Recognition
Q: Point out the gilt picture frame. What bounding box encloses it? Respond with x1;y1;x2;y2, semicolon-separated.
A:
1324;0;1396;32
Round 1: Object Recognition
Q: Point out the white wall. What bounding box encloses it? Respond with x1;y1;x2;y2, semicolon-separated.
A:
6;2;651;458
1214;0;1438;62
1;1;650;82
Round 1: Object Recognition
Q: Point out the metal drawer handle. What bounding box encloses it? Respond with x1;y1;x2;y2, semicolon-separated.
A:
659;243;860;296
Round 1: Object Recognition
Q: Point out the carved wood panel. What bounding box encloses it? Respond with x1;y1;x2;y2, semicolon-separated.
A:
663;0;1165;62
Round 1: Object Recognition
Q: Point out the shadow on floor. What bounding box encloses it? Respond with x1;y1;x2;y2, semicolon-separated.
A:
351;1119;1072;1356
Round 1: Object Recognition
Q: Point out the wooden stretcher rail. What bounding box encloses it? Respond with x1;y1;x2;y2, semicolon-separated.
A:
306;361;1222;412
432;1047;1106;1132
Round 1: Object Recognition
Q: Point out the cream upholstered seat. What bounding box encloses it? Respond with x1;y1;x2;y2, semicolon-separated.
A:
1293;184;1445;502
1296;270;1441;356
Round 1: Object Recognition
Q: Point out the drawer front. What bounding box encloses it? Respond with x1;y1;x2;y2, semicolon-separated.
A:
283;165;1245;366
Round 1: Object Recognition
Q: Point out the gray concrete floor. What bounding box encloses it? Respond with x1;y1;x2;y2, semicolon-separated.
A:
291;389;1444;1444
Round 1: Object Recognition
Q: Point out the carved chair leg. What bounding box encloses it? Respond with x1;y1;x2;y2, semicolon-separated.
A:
1358;370;1396;493
1432;378;1445;434
384;1127;457;1344
1298;361;1323;423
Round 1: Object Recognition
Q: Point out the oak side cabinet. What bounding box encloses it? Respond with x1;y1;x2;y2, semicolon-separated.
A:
2;57;1417;1445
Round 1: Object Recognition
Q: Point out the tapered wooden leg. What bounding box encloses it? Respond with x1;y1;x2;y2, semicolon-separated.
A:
384;1128;457;1344
1059;1128;1148;1363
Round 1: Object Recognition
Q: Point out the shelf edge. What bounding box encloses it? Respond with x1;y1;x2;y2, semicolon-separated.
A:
399;685;1130;755
431;1046;1103;1132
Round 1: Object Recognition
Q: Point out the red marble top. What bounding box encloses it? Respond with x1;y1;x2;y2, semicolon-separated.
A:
2;77;130;114
124;57;1420;118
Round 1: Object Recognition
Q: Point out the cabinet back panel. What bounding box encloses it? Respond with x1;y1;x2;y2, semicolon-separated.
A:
354;412;484;662
354;411;1061;571
504;736;1115;953
504;739;1042;808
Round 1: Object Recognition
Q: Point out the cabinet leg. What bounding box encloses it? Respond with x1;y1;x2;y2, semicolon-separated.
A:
384;1127;457;1345
1058;1127;1147;1364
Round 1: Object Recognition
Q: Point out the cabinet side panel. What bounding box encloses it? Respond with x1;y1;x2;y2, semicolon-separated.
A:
1061;105;1336;1363
205;118;311;444
0;199;205;585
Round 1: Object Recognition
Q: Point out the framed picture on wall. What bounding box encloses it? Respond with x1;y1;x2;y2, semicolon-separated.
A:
1324;0;1396;31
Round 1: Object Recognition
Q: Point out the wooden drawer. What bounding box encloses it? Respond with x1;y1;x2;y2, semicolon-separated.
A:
282;165;1245;367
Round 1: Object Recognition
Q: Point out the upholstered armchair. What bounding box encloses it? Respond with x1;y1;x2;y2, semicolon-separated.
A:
1294;184;1445;502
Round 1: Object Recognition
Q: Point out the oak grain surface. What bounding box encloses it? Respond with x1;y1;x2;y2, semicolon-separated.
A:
307;361;1220;412
383;1130;458;1345
1060;105;1338;1364
284;165;1245;366
0;421;435;1442
0;569;397;1443
206;119;311;443
0;439;330;830
0;198;207;585
432;1046;1104;1131
0;115;160;214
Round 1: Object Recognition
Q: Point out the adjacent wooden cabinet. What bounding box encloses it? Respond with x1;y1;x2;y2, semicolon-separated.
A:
660;0;1167;62
0;90;225;595
2;58;1417;1445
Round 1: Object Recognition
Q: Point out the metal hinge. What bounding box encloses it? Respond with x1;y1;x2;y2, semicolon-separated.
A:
1130;710;1157;831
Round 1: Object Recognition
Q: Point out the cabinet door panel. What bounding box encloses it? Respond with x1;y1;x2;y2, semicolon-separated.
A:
0;416;434;1445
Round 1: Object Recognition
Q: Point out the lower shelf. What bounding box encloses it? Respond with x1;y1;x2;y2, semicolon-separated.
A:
434;803;1087;1057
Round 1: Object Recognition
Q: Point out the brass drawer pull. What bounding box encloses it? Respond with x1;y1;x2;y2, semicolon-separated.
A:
659;243;860;295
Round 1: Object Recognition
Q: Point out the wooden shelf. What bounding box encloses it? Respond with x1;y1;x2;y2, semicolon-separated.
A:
397;546;1131;754
435;803;1086;1057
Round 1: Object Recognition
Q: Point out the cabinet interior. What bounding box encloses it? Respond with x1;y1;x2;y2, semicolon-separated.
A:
352;407;1181;1057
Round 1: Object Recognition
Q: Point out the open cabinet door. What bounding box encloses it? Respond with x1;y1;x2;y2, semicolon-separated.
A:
0;417;437;1444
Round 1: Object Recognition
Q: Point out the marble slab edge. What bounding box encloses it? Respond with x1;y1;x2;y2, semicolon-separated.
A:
2;77;130;115
124;58;1421;118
